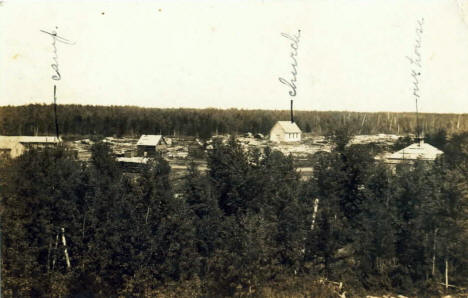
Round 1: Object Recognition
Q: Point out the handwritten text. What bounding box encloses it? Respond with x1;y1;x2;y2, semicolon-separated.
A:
279;30;301;97
40;28;74;81
406;18;424;100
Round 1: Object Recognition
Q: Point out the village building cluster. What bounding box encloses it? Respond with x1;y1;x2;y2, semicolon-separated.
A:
0;120;444;178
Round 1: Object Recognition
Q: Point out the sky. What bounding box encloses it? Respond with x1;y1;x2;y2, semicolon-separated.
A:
1;0;468;113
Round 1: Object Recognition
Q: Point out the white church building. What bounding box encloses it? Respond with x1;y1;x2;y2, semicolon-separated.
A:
269;121;302;143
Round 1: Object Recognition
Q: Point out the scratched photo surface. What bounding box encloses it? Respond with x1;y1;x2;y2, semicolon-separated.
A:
1;0;468;297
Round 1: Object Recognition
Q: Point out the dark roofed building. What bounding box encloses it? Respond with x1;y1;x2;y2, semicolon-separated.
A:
137;135;167;157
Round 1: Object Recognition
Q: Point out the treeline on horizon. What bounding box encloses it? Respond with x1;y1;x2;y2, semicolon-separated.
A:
1;128;468;296
1;104;467;138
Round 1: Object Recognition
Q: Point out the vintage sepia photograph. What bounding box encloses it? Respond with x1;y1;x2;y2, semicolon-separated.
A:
1;0;468;296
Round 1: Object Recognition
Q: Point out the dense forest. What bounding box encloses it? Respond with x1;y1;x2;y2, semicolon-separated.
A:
1;104;468;138
1;127;468;297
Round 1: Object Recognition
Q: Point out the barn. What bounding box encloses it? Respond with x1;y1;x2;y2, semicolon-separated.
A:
269;121;302;143
137;135;167;157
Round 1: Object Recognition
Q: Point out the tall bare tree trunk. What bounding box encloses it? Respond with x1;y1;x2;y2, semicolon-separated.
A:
145;207;151;224
310;198;320;231
445;257;449;290
47;239;52;273
432;228;438;276
52;233;59;270
61;227;71;269
359;114;367;134
388;114;393;132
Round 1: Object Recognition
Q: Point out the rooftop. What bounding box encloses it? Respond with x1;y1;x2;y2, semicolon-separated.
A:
19;136;61;144
0;136;61;145
137;135;164;146
116;157;149;164
386;141;443;162
274;121;302;133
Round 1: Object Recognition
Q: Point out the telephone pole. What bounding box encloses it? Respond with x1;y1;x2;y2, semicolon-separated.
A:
54;85;60;139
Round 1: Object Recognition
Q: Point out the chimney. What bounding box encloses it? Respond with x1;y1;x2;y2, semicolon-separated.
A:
290;99;294;123
418;131;425;147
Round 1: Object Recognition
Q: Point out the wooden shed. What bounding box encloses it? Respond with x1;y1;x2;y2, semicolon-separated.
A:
137;135;167;157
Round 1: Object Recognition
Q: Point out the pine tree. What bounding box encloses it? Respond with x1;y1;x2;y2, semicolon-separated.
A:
1;146;83;296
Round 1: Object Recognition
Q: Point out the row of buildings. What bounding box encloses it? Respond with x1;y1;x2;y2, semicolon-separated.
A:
269;120;444;163
0;134;167;159
0;121;293;160
0;121;444;163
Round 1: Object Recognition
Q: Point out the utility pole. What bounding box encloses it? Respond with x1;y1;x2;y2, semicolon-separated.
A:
415;97;420;143
290;99;294;123
54;85;60;139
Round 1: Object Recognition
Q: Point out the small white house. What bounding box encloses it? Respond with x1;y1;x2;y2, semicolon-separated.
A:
269;121;302;143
